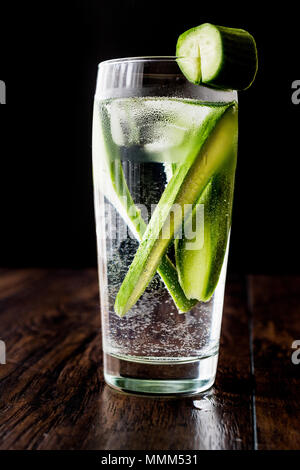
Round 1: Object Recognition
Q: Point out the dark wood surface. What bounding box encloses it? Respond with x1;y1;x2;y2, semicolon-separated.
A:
248;276;300;450
0;269;299;450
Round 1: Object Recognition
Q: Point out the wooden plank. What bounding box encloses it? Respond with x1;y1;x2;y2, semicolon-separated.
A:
248;275;300;450
0;270;253;450
0;269;102;450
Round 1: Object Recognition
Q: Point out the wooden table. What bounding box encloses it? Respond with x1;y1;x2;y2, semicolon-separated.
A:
0;269;299;450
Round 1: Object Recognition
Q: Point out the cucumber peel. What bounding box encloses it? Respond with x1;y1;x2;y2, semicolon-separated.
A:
176;23;258;90
175;152;237;301
114;103;237;316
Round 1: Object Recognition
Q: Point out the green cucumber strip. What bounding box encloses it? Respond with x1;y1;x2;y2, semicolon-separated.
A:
114;103;237;316
157;256;197;312
176;23;258;90
97;104;197;313
175;148;237;301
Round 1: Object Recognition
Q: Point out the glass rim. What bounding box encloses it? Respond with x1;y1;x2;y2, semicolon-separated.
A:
98;56;192;67
96;56;238;98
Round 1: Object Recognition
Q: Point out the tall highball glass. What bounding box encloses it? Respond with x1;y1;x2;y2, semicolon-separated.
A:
93;57;238;395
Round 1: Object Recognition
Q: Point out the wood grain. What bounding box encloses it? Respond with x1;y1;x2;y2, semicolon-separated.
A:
248;275;300;450
0;269;257;450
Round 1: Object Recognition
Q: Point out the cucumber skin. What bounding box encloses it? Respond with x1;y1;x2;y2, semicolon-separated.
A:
210;25;258;91
176;23;258;90
114;104;237;317
175;152;237;302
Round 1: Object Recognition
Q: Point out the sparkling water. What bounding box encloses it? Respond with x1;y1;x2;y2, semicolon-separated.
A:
92;96;237;393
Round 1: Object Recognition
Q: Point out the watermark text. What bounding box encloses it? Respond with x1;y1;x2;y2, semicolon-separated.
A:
291;80;300;105
291;340;300;365
0;340;6;364
0;80;6;104
100;199;206;250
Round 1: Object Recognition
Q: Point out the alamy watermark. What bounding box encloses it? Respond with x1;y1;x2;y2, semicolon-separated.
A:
101;198;205;250
291;80;300;105
291;340;300;365
0;340;6;364
0;80;6;104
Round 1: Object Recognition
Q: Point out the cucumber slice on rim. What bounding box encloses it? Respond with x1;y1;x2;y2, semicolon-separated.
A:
176;23;258;90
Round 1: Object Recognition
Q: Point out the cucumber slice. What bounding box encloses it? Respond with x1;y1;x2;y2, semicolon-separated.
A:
96;104;197;313
175;153;237;302
176;23;258;90
114;103;237;316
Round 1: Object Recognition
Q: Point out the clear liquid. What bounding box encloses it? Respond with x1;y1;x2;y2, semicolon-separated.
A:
101;192;229;360
93;96;236;393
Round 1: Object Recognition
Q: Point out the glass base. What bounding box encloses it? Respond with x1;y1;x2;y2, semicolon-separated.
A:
104;352;218;396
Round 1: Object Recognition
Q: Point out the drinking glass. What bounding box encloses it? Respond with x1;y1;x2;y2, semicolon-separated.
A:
93;57;238;395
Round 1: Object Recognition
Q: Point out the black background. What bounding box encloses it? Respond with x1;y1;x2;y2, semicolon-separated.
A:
0;1;299;274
